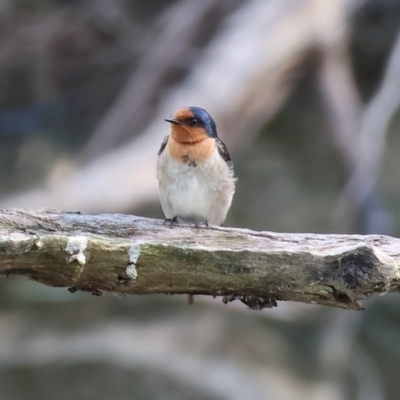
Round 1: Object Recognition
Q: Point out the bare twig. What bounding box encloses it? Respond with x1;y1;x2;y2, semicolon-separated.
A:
317;38;362;173
332;29;400;232
1;208;400;311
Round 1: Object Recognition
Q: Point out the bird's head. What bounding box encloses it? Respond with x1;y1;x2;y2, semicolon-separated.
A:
165;106;218;144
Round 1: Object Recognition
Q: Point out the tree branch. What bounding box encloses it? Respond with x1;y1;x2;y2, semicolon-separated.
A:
1;209;399;311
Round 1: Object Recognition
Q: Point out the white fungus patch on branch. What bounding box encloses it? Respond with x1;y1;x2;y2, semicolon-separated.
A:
66;236;88;266
126;243;142;279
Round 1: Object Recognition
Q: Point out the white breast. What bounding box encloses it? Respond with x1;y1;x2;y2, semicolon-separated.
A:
157;144;236;225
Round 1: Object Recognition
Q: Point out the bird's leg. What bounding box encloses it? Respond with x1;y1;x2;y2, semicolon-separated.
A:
164;216;178;226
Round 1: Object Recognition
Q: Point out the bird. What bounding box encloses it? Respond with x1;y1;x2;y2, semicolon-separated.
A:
157;106;236;227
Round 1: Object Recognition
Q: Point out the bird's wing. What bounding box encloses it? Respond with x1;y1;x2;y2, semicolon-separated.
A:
158;135;169;156
216;138;234;170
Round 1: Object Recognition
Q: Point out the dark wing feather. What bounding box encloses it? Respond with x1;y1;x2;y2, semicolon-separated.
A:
216;138;234;170
158;135;169;156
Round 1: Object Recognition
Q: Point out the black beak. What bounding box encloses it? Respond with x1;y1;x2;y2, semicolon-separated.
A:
164;118;181;125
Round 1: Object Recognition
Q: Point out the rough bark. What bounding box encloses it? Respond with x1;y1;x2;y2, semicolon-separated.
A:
1;209;399;311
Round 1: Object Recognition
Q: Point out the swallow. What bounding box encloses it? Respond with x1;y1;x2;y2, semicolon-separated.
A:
157;106;236;226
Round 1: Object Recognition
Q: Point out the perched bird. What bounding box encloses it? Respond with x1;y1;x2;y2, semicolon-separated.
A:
157;106;236;226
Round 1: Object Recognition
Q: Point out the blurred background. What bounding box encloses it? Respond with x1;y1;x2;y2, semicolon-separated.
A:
1;0;400;399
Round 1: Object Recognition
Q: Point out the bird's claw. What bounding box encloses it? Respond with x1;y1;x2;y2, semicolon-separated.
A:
195;220;209;228
164;216;178;226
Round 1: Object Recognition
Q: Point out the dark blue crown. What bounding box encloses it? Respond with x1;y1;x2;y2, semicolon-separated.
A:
189;106;218;138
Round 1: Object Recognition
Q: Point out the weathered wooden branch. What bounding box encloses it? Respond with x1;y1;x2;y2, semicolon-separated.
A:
1;209;400;311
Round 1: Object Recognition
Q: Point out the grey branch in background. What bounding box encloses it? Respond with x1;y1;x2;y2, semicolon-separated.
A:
332;29;400;233
81;0;242;161
0;0;360;213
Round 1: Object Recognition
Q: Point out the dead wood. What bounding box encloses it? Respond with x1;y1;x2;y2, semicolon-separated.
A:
1;208;399;311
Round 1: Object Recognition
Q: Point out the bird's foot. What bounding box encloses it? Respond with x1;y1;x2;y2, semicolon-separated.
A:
164;216;178;226
195;220;209;228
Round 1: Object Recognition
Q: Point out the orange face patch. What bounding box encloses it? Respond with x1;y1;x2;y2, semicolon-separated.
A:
167;106;209;145
171;107;194;121
168;137;215;165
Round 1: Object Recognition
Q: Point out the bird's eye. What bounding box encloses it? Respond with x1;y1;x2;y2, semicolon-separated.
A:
188;118;198;127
